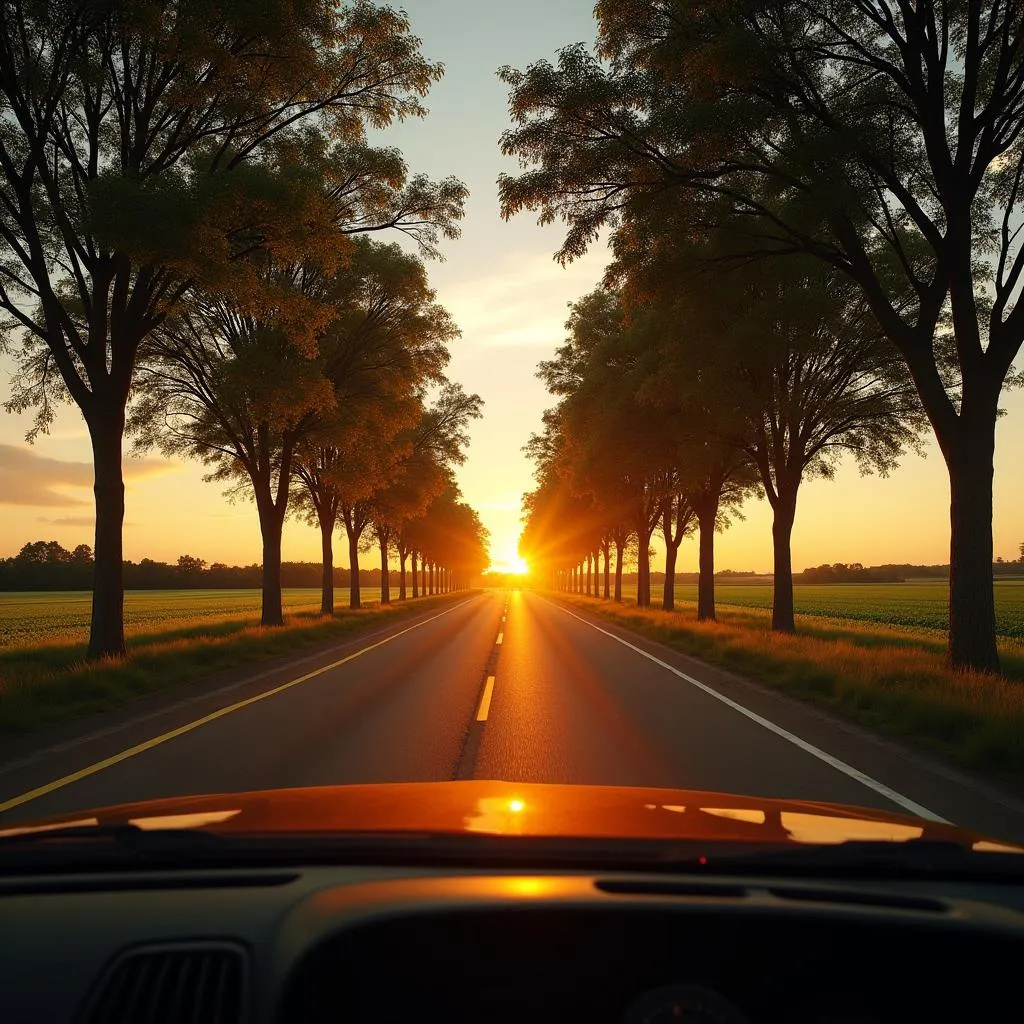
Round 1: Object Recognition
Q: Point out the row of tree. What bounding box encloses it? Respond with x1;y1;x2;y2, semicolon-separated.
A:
0;1;487;655
504;0;1024;672
131;236;490;622
520;271;922;628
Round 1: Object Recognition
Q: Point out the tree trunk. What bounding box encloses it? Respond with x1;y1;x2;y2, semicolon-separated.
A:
412;551;419;598
319;515;334;616
696;503;718;621
602;542;610;599
398;550;407;600
86;413;127;659
586;553;592;596
348;531;361;610
259;504;284;627
379;534;390;604
947;441;999;672
771;493;797;633
634;520;651;606
663;541;678;612
614;540;624;602
429;562;435;595
636;528;652;608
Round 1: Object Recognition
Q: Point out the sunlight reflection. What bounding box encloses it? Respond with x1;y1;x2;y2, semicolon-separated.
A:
465;796;529;834
504;877;555;897
781;812;922;845
128;810;242;830
702;807;766;825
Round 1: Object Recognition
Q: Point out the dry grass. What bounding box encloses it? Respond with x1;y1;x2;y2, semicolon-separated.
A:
0;594;459;736
558;594;1024;783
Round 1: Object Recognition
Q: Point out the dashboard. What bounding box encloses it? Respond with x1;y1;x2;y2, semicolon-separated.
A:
2;865;1023;1022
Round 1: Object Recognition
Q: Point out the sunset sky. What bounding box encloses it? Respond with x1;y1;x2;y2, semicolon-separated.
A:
1;0;1022;573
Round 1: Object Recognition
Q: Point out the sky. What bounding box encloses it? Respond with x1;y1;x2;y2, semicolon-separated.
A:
1;0;1022;573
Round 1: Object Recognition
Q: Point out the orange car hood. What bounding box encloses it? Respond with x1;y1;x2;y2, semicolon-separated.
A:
2;781;1018;851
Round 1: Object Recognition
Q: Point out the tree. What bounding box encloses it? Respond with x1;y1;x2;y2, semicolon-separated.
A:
0;0;447;658
15;540;71;564
70;544;93;565
499;2;1024;671
658;487;695;612
177;555;207;575
340;499;375;609
293;443;347;616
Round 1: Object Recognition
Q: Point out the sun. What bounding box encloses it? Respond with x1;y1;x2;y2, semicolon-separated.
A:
508;555;529;576
490;554;530;576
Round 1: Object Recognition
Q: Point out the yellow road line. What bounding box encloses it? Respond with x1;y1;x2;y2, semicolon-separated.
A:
476;677;496;722
0;599;472;815
496;632;504;645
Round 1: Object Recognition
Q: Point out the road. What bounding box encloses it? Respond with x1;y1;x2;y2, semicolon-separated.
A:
1;590;1023;839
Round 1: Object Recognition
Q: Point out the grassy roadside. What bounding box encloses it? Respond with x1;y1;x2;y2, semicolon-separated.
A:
554;593;1024;786
0;593;466;737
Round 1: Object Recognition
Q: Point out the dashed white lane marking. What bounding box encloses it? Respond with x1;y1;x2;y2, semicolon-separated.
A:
0;598;477;815
549;601;948;823
477;677;496;721
496;632;504;645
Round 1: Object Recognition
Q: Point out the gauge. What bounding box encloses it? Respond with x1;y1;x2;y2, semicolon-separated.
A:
622;984;750;1024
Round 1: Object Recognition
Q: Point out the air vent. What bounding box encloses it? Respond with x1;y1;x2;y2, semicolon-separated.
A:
596;879;748;898
769;887;948;913
82;944;246;1024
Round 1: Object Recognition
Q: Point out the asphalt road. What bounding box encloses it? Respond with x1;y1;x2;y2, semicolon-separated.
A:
2;589;1023;840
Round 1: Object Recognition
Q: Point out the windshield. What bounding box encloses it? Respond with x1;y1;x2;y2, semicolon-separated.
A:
0;0;1023;864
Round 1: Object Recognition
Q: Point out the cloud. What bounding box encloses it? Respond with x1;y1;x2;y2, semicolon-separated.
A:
0;444;173;507
36;515;94;527
35;516;138;527
439;247;610;348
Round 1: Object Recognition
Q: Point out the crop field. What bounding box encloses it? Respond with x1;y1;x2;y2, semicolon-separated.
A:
616;580;1024;639
0;588;383;650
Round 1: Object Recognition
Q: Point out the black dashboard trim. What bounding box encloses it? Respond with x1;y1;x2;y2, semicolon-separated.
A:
0;871;299;896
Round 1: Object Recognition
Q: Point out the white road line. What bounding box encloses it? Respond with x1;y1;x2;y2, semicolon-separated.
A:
477;677;496;721
550;601;948;823
0;598;477;815
496;632;504;645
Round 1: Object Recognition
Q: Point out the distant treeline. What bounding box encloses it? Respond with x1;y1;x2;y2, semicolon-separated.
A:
544;562;1023;587
0;541;389;592
798;563;905;583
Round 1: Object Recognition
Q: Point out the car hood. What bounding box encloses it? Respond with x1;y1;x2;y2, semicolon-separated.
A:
3;781;1020;851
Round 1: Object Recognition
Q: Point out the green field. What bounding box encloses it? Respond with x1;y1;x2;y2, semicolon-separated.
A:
617;580;1024;639
0;588;383;650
